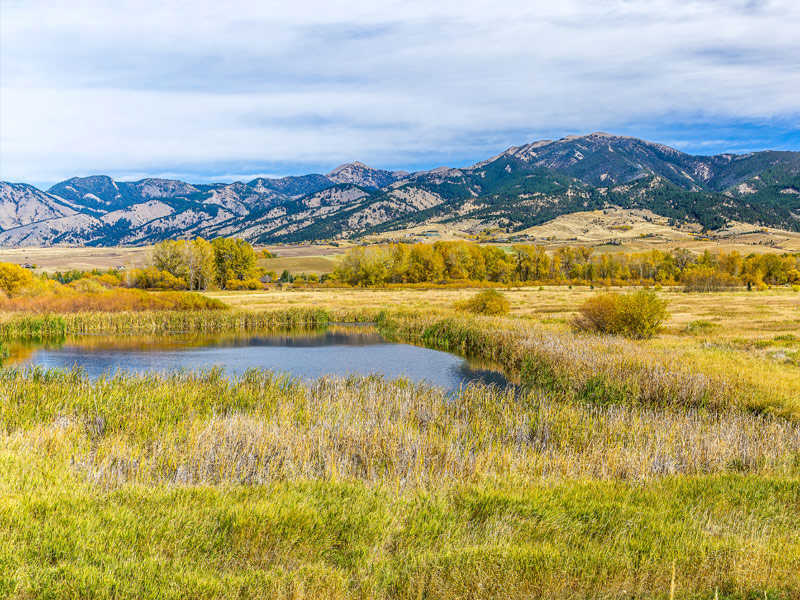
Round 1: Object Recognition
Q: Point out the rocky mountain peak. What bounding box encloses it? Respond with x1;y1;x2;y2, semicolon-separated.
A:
326;162;409;188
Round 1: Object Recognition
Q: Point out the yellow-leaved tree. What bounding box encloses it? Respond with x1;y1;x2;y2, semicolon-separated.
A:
0;262;34;296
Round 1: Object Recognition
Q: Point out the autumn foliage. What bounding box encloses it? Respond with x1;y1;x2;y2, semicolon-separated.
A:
573;289;668;339
0;288;227;313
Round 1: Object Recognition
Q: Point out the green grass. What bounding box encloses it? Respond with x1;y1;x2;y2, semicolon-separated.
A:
0;368;798;598
3;476;799;599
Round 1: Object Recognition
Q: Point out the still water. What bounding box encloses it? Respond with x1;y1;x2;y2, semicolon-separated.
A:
5;324;510;390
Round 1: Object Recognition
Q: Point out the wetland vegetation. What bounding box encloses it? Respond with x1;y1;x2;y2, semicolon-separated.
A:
0;245;799;599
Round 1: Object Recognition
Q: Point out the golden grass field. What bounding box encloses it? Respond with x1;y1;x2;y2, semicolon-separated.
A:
258;255;340;275
367;209;800;253
0;244;348;272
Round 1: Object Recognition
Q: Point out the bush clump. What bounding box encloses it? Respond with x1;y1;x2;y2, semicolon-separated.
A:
573;289;668;339
455;289;510;316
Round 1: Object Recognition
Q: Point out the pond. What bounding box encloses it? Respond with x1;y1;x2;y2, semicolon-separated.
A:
4;324;511;391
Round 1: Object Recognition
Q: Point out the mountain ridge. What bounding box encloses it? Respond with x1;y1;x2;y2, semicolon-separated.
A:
2;134;799;246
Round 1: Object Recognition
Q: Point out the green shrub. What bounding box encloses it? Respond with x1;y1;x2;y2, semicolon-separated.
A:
685;320;721;335
573;289;668;339
455;289;510;316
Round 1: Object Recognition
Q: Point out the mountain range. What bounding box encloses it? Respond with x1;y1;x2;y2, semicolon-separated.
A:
2;133;799;246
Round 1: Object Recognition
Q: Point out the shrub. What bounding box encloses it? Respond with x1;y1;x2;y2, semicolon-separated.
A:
792;285;800;293
454;289;510;316
134;267;188;290
572;293;619;334
0;262;34;296
225;278;263;290
573;289;668;339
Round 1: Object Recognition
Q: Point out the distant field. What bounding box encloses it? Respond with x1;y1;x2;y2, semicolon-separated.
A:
0;244;346;273
0;246;151;271
259;255;339;275
2;214;798;274
369;208;800;253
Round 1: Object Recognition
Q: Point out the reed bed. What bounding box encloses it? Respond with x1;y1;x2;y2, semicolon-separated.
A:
1;368;799;598
376;311;783;414
0;307;375;338
3;369;798;487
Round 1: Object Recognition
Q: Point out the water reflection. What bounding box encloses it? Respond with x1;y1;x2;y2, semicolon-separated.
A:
5;324;512;391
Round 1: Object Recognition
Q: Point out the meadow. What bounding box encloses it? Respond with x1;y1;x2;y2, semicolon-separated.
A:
1;276;799;597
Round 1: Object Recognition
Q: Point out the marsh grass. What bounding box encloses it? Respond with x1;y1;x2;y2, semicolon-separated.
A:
377;311;736;411
206;286;800;414
0;307;374;338
5;369;798;486
1;306;793;416
1;369;799;598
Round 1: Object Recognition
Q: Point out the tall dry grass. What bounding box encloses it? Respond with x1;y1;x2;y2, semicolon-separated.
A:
0;288;227;313
5;369;799;488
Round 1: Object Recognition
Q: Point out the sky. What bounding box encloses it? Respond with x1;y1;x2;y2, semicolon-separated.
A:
1;0;799;188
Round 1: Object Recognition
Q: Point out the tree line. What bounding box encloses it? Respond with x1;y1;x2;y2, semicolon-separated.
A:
26;238;800;293
332;242;800;290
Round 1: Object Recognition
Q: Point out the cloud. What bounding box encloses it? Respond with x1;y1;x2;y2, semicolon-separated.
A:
1;0;799;185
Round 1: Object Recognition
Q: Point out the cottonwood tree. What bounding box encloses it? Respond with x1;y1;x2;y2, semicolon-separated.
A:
211;238;256;288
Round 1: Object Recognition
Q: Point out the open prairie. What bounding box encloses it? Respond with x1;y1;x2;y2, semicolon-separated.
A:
258;255;341;275
0;243;348;273
368;209;800;254
0;245;152;271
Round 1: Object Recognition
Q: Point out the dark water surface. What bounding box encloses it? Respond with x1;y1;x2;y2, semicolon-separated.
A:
6;325;510;390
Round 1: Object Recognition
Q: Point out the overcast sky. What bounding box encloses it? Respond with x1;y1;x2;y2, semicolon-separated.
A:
1;0;799;187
